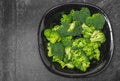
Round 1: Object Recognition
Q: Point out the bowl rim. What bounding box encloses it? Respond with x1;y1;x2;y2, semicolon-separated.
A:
38;2;114;77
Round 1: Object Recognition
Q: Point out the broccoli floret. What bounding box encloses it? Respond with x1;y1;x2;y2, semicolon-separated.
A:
71;8;91;23
52;25;67;37
71;49;83;59
90;30;106;43
93;49;100;61
61;36;73;47
67;21;82;36
47;43;52;57
52;56;65;68
44;29;51;37
83;46;93;56
52;22;69;37
72;38;88;48
51;42;65;60
65;63;74;69
61;14;72;23
73;54;90;72
56;8;91;37
65;47;72;60
83;42;101;60
59;13;73;36
82;23;95;38
86;13;105;30
67;21;76;32
44;29;61;44
47;42;65;62
66;48;90;71
52;25;61;31
54;21;82;36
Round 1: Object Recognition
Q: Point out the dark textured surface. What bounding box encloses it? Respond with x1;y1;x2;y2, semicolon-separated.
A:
0;0;120;81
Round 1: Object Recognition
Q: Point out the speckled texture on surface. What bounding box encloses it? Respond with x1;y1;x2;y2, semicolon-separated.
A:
0;0;120;81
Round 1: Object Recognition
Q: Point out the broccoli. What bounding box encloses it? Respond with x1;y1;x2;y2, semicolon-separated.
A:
83;42;101;60
93;49;100;61
67;21;76;32
52;22;69;37
44;29;61;44
47;43;52;57
65;47;72;60
43;7;106;72
82;23;95;38
72;38;89;48
65;63;74;69
86;13;105;30
90;30;106;43
53;8;91;37
65;48;90;71
53;56;66;68
49;42;65;60
68;21;83;36
71;7;91;23
52;25;61;31
61;7;90;24
73;54;90;71
61;36;73;47
54;21;82;36
61;14;72;23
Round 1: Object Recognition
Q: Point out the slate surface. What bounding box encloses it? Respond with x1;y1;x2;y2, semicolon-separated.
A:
0;0;120;81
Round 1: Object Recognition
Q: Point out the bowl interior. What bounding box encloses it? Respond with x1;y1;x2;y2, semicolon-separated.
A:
38;3;113;77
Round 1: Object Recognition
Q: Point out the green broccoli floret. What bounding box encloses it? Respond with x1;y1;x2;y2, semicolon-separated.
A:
55;8;91;37
83;42;101;60
82;23;95;38
90;30;106;43
73;54;90;72
44;29;61;44
86;13;105;30
71;8;91;23
44;29;51;38
59;13;73;36
65;47;72;60
70;49;83;60
54;21;82;36
67;21;76;32
61;14;72;23
93;49;100;61
67;21;82;36
64;62;74;69
50;42;65;60
52;25;61;31
65;48;90;71
72;38;89;48
61;36;73;47
52;25;67;37
47;43;52;57
52;23;69;37
52;56;65;68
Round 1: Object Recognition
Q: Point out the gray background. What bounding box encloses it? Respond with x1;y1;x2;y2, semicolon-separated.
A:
0;0;120;81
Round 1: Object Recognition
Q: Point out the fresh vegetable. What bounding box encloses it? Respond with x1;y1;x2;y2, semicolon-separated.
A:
44;7;106;72
90;30;106;43
82;23;95;38
85;13;105;30
44;29;61;44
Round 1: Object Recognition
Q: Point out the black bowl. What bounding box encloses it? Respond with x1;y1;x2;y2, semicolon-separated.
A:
38;3;114;77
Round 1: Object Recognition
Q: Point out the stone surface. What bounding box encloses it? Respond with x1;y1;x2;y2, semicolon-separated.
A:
0;0;120;81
